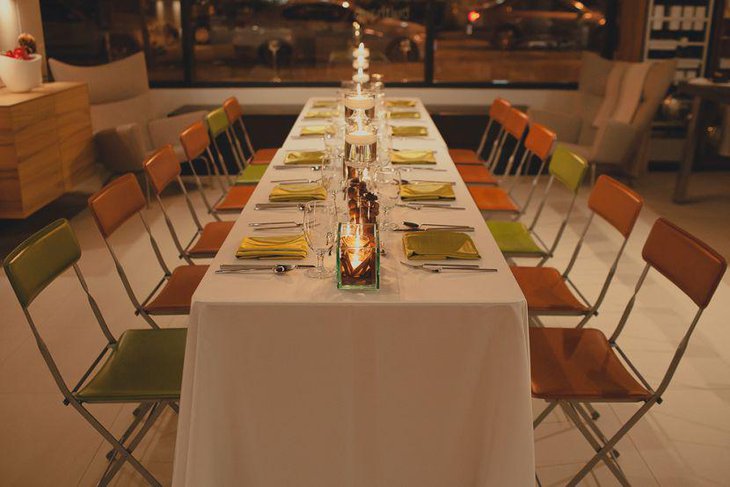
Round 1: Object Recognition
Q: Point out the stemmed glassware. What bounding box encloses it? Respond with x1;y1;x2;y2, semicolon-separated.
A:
376;121;392;168
302;201;338;279
372;167;401;232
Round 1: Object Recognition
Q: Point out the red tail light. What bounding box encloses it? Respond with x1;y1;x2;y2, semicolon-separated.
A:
468;10;481;23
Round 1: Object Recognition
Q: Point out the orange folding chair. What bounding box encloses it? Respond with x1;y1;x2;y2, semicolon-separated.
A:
88;173;208;325
224;96;278;165
144;145;234;262
532;218;726;486
180;121;255;215
449;97;511;166
512;175;643;329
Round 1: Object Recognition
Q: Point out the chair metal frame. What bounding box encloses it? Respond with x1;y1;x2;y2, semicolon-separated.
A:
207;110;247;182
181;128;229;220
5;220;176;487
533;221;726;486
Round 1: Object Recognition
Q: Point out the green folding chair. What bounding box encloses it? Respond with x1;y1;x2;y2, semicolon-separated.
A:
487;145;588;265
206;108;266;186
3;219;186;487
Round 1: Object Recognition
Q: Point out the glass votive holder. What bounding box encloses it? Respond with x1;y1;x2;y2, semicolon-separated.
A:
337;222;379;290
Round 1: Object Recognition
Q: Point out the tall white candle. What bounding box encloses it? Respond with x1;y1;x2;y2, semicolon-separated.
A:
352;67;370;84
352;42;370;59
353;56;369;70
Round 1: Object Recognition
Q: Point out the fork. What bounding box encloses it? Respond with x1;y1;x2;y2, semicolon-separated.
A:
397;203;466;210
399;261;497;273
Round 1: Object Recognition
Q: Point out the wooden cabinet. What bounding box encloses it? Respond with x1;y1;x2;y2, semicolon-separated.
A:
0;82;94;219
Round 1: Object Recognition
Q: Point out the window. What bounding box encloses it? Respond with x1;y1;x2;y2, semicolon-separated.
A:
40;0;613;86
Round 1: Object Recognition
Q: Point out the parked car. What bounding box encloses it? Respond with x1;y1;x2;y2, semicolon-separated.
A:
466;0;606;50
232;0;425;65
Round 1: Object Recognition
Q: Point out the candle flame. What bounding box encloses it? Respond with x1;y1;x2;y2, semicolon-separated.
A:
359;42;364;51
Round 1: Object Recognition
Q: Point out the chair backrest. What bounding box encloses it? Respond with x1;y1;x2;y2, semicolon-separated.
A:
504;108;529;140
524;123;556;162
588;175;643;238
180;121;210;160
144;145;182;196
88;174;146;239
549;145;588;194
206;108;230;139
4;219;81;308
642;218;726;309
223;97;244;124
489;98;511;124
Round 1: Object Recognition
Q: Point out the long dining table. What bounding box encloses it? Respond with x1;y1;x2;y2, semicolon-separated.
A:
172;97;534;486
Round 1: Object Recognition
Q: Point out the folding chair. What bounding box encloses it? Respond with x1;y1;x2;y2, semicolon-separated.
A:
486;145;588;265
532;217;727;486
180;121;255;215
3;219;186;487
449;97;511;166
88;173;208;325
144;145;234;262
223;96;278;165
206;108;268;186
512;175;643;329
467;116;552;215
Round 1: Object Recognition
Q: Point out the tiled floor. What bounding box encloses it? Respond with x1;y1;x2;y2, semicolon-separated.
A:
0;170;728;486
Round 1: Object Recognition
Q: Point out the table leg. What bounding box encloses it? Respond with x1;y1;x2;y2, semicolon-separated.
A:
673;96;702;203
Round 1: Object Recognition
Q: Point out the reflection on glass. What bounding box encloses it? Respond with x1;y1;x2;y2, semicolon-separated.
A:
191;0;425;82
435;0;608;83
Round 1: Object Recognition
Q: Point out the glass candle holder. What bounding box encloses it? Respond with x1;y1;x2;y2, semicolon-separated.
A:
344;115;377;177
345;88;375;119
337;222;379;290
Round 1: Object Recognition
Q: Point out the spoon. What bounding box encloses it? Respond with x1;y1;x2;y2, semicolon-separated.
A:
397;203;466;210
216;264;314;275
403;221;471;229
255;203;308;211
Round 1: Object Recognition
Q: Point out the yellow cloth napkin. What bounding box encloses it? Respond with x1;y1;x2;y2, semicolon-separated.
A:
299;125;330;136
284;150;325;165
236;234;309;260
304;110;337;119
269;183;327;202
391;150;436;165
400;183;455;201
392;126;428;137
312;100;337;108
403;231;480;260
389;111;421;120
386;100;417;108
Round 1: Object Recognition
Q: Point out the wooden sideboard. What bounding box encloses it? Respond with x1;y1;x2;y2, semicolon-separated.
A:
0;82;94;219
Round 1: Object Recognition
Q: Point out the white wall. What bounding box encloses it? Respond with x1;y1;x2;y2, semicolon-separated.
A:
151;87;575;114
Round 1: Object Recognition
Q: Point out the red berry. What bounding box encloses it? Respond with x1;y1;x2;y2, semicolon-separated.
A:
13;47;28;59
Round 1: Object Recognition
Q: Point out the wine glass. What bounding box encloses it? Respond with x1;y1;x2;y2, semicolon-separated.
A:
373;167;401;231
376;122;392;168
302;201;338;279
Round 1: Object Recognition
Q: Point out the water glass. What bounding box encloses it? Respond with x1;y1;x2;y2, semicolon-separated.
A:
372;167;401;231
302;201;338;279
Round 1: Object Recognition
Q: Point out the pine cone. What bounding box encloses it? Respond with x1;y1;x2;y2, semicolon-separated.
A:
18;33;37;55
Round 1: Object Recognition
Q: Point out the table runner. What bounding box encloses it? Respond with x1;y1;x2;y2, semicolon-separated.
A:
172;97;534;486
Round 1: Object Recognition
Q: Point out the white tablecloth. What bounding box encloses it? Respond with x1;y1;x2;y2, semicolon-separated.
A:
172;98;534;486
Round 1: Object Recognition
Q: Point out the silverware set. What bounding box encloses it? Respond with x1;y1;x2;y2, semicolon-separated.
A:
401;179;456;186
397;167;448;172
393;222;474;232
249;221;304;230
255;203;308;211
399;261;497;273
216;264;315;275
396;203;466;210
273;165;322;170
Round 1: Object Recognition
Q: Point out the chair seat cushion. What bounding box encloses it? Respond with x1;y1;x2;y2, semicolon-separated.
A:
448;148;483;165
188;221;235;257
457;164;498;184
530;327;652;402
511;266;589;314
144;265;208;315
76;328;186;403
215;186;255;212
251;148;278;165
487;221;546;256
234;164;268;185
468;186;519;212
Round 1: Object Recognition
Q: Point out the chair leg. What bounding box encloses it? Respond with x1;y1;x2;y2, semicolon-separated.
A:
99;401;169;486
533;401;558;429
574;402;619;459
590;163;597;187
105;403;153;461
69;400;162;487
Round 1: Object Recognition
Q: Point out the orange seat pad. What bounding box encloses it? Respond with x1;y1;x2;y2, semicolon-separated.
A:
188;221;235;257
215;186;255;212
511;266;589;314
530;327;652;402
467;186;519;212
457;164;498;184
448;148;483;165
144;265;208;315
250;148;278;165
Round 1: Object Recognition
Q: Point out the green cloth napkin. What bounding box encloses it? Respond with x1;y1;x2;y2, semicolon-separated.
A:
391;150;436;165
304;110;337;119
403;231;480;260
312;100;337;108
236;234;309;260
269;183;327;202
389;111;421;120
234;164;268;185
392;126;428;137
284;150;325;165
300;125;330;136
386;100;417;108
400;183;455;201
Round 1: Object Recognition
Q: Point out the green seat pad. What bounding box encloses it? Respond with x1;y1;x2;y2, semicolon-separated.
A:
234;164;267;185
487;220;546;256
76;328;186;403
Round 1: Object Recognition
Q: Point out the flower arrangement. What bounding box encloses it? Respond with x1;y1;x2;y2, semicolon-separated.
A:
0;34;43;93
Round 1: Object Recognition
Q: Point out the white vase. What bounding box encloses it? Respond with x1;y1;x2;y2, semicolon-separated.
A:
0;54;43;93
